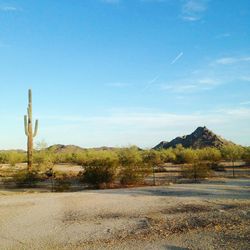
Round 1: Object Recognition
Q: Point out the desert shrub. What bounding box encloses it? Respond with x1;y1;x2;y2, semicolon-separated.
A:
142;150;162;166
173;144;187;164
50;150;89;166
8;153;22;166
221;145;244;162
118;146;142;165
196;148;222;170
72;152;89;165
198;147;221;162
179;148;199;164
82;151;119;188
33;150;55;172
172;146;222;165
243;147;250;164
83;165;117;187
159;148;176;163
120;164;151;185
142;150;163;184
221;145;244;177
119;147;151;185
182;163;211;181
34;140;55;170
0;152;8;164
0;152;26;166
176;148;212;181
49;152;72;164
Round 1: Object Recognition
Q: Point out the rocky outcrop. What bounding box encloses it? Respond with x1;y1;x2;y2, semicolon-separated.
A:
154;126;234;149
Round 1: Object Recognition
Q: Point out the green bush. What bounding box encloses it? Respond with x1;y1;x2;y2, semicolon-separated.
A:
0;151;26;166
179;148;199;164
82;151;119;187
159;148;176;163
142;150;162;166
0;152;8;164
83;165;117;187
72;151;89;165
182;163;211;181
221;145;244;162
119;147;151;185
197;147;221;163
173;144;187;164
120;164;151;185
243;147;250;164
33;151;55;171
221;145;244;177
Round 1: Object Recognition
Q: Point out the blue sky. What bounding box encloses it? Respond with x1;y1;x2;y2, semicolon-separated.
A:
0;0;250;149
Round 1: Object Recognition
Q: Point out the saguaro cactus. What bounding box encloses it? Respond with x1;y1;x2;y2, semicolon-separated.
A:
24;89;38;171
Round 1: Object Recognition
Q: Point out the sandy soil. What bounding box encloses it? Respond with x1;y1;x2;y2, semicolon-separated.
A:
0;178;249;250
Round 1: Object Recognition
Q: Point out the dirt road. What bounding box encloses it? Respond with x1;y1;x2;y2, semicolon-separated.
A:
0;178;249;250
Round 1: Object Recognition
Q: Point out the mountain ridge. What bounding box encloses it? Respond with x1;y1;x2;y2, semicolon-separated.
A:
153;126;234;150
0;127;238;153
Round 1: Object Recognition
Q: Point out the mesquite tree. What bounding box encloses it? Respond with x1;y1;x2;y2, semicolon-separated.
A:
221;145;244;178
24;89;38;171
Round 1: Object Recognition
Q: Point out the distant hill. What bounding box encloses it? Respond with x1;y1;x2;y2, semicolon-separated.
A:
46;144;118;153
0;127;236;153
47;144;85;153
0;145;119;154
154;126;234;150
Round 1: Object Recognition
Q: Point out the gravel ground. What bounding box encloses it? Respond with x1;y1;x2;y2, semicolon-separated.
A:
0;178;249;250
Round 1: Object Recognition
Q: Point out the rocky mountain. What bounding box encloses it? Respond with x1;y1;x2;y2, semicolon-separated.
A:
154;126;234;150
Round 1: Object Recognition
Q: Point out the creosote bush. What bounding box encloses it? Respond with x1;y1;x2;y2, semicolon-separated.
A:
243;147;250;164
81;147;152;187
120;164;151;185
182;163;211;181
119;147;151;185
158;149;176;163
34;150;55;172
3;143;250;189
221;145;244;177
81;150;119;188
0;151;26;166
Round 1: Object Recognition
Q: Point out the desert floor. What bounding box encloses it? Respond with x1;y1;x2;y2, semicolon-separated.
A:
0;178;249;250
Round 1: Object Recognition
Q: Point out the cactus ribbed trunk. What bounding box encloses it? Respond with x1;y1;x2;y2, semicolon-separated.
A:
24;89;38;171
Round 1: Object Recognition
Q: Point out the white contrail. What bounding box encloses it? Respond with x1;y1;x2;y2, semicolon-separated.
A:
143;75;160;91
148;75;159;85
171;52;184;64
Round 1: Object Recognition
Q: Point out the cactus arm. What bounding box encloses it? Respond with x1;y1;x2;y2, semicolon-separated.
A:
33;119;38;137
24;115;28;136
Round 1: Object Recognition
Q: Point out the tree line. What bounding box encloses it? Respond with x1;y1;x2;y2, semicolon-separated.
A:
1;144;249;188
1;144;249;166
